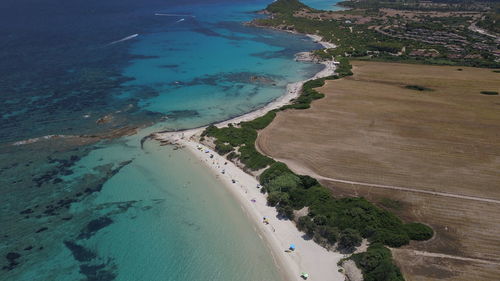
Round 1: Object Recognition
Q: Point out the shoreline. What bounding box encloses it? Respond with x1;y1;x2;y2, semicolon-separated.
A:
154;35;344;281
181;140;344;281
153;35;337;140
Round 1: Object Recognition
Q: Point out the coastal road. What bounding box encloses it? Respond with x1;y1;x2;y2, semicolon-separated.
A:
468;20;500;43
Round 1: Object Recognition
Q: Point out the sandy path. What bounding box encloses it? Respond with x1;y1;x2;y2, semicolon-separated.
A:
407;250;500;265
261;156;500;205
468;21;500;42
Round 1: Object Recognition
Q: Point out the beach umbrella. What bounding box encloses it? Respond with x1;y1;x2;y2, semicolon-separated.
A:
289;244;296;250
301;272;309;279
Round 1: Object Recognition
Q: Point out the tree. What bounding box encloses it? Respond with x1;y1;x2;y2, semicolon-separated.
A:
299;175;319;189
403;223;433;241
297;216;316;236
313;215;327;226
277;205;294;220
259;162;292;185
352;243;405;281
267;191;289;207
372;230;409;247
338;228;362;252
267;173;301;193
316;225;339;245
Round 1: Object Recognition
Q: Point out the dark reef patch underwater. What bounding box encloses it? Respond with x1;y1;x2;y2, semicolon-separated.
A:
0;0;178;277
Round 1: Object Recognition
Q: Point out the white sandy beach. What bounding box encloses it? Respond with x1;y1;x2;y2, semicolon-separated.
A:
155;36;345;281
184;141;345;281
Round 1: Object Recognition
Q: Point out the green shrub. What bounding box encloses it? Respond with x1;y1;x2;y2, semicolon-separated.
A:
279;77;328;110
226;151;238;160
299;175;319;189
214;142;233;154
267;191;290;207
203;125;257;147
403;223;433;241
297;216;316;236
238;145;275;170
259;162;294;185
338;228;362;252
405;85;433;91
352;243;405;281
277;205;295;219
371;230;410;247
240;111;277;130
316;225;339;244
313;214;327;225
480;91;499;95
267;173;301;193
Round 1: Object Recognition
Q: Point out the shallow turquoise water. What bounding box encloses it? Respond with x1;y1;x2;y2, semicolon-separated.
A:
78;138;282;281
303;0;344;11
16;135;283;281
122;1;322;130
1;1;329;280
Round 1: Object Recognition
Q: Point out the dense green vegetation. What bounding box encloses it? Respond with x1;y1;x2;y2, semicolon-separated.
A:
202;113;277;171
280;78;327;110
260;161;433;248
338;228;363;252
351;243;405;281
404;223;434;241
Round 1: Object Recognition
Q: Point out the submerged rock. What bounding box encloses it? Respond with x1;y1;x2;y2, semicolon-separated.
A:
78;217;114;239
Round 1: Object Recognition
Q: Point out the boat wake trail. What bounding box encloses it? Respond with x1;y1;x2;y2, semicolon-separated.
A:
107;34;139;46
175;18;185;23
155;13;195;18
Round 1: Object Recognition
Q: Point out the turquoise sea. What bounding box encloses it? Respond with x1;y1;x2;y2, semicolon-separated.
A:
1;0;340;280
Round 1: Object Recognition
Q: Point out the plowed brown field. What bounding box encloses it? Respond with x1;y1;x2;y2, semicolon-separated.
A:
257;61;500;280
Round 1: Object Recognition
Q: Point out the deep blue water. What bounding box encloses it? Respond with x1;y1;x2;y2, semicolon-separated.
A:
0;0;335;280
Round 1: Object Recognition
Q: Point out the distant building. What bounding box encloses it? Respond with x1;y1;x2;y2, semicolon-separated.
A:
409;48;440;57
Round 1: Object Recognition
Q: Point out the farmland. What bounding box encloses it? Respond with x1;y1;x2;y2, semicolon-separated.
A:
257;61;500;280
